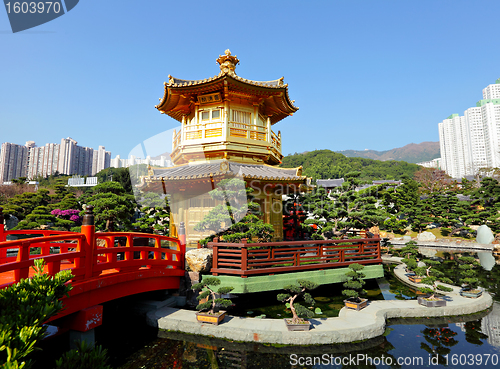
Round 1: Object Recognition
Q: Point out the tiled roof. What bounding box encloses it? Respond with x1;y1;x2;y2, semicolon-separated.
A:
166;73;285;89
317;178;345;188
149;161;305;182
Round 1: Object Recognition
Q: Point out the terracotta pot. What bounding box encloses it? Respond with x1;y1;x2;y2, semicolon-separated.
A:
417;296;446;307
408;275;423;283
283;318;311;331
196;311;226;325
344;298;368;311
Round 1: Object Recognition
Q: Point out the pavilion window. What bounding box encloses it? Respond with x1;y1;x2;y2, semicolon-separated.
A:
200;108;222;122
232;110;251;125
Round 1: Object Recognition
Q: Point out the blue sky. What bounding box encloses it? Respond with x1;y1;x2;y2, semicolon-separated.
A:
1;0;499;159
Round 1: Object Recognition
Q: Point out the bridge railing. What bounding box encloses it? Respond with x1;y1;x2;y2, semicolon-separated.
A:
0;232;87;285
0;206;186;287
208;236;381;277
92;232;184;276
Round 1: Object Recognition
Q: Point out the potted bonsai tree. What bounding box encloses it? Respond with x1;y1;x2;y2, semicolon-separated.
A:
342;263;368;310
277;279;318;331
192;277;234;325
417;259;453;307
458;256;482;298
400;241;420;278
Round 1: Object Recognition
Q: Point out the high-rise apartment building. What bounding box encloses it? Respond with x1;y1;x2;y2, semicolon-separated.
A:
439;79;500;178
0;138;112;181
110;154;172;168
58;137;95;176
91;146;111;175
27;143;60;179
0;142;30;183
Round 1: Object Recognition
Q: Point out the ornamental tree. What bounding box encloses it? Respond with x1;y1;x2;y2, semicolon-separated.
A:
400;241;421;274
417;259;453;299
277;280;318;324
194;178;274;244
457;256;480;292
84;182;136;231
192;277;234;315
302;172;387;239
342;263;366;302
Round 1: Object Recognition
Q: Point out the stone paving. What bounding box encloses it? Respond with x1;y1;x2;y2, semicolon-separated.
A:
147;257;493;345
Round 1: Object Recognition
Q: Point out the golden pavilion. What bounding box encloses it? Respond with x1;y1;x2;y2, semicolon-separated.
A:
141;50;308;245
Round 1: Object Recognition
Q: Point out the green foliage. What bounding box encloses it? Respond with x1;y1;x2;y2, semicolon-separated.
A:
54;341;111;369
342;263;366;302
0;259;73;368
277;280;318;324
131;192;170;235
457;256;480;291
192;277;234;315
440;227;452;236
301;172;387;238
2;190;51;221
95;167;134;195
418;259;454;298
83;182;136;231
195;178;274;244
280;150;420;181
400;241;421;274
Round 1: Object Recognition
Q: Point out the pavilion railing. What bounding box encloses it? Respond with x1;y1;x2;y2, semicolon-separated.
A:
208;237;381;277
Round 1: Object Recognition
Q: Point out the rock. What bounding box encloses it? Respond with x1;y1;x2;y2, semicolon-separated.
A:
5;215;19;230
476;225;495;244
369;226;380;235
402;236;412;241
185;248;213;273
417;231;436;242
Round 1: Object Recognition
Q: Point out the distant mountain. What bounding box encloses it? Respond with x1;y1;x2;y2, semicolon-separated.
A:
336;142;440;164
281;150;420;181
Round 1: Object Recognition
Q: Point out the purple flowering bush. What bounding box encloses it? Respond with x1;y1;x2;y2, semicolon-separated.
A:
51;209;82;225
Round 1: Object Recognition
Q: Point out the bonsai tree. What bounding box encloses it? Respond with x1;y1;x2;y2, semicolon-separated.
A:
342;263;366;303
194;178;274;244
192;277;234;315
277;280;318;324
458;256;480;292
417;259;453;300
400;241;421;274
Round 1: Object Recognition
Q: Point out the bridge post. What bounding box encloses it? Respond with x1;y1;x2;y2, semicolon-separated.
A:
0;207;5;261
81;206;96;279
0;207;5;242
179;221;186;269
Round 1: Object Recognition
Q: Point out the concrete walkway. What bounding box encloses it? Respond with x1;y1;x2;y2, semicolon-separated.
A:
389;239;494;251
146;260;493;345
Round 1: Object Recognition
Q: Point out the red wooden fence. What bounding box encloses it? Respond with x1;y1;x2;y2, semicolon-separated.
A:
209;237;381;277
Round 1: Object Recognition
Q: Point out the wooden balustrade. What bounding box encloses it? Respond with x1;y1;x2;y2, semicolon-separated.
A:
208;237;381;277
0;207;185;289
172;121;281;150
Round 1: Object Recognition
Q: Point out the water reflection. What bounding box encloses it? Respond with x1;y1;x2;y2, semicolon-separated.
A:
117;247;500;368
117;306;496;369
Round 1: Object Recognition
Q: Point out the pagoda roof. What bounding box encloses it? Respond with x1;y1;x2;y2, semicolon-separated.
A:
155;50;298;125
144;160;306;183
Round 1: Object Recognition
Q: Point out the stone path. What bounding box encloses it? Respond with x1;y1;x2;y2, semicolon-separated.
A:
389;239;494;251
147;258;493;345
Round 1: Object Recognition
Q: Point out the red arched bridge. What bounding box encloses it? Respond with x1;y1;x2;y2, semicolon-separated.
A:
0;206;185;335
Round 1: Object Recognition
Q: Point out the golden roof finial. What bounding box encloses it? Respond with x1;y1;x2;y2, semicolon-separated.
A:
216;49;240;75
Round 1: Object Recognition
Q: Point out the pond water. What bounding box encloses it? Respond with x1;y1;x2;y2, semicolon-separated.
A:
35;248;500;368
